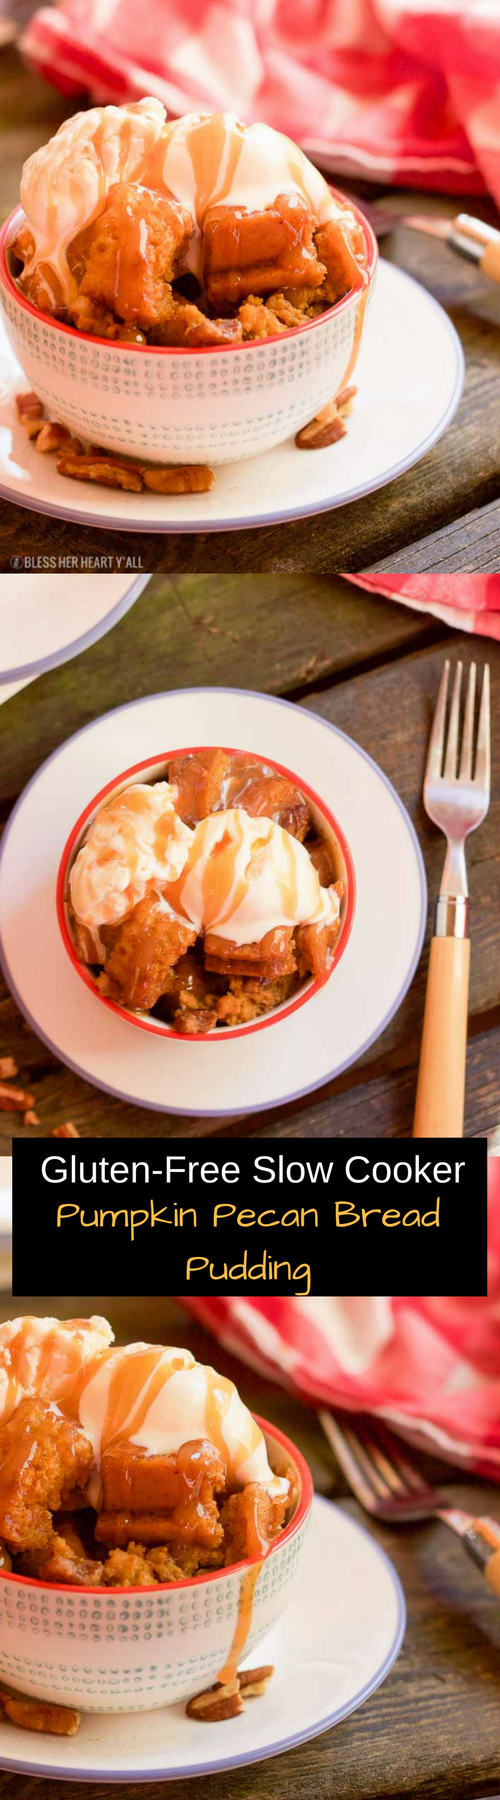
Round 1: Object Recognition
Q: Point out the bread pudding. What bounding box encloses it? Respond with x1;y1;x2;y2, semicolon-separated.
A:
0;1316;292;1589
11;101;368;348
65;749;345;1032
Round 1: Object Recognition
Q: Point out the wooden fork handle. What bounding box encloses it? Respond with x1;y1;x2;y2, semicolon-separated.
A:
481;239;500;286
413;936;470;1138
462;1518;500;1596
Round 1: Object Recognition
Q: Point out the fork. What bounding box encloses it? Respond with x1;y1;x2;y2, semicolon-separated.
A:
320;1410;500;1598
413;659;490;1138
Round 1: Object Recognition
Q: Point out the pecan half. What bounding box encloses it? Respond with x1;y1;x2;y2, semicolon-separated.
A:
0;1083;34;1112
55;453;144;491
295;410;347;449
16;391;44;436
142;465;215;494
52;1122;80;1138
23;1109;40;1127
55;449;215;495
0;1689;81;1736
0;1057;18;1079
336;384;357;415
36;422;83;455
186;1678;244;1722
238;1664;275;1697
295;383;357;449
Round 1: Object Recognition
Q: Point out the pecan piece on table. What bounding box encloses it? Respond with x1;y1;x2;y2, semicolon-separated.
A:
0;1057;18;1079
0;1083;35;1112
52;1121;80;1138
186;1678;244;1722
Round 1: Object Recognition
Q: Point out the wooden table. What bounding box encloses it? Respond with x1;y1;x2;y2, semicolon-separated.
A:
1;46;500;573
1;572;499;1144
1;1292;500;1800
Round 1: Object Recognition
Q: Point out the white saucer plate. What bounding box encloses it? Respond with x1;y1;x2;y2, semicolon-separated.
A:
0;261;463;533
0;573;149;687
0;687;426;1116
0;1495;405;1782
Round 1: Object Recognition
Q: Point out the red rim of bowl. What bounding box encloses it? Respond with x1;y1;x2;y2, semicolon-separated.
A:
56;744;357;1041
0;1414;313;1595
0;190;378;356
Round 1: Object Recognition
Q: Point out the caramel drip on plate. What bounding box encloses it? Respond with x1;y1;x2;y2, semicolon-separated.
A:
218;1563;263;1684
338;283;369;395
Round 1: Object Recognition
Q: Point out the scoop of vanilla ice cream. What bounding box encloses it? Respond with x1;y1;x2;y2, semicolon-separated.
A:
19;100;350;302
175;807;339;946
20;98;167;303
70;782;193;928
160;109;340;231
77;1340;289;1495
0;1314;114;1427
0;1318;289;1499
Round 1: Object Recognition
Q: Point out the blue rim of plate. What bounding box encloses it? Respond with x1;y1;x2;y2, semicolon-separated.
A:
0;1498;406;1782
0;686;427;1117
0;267;464;534
0;575;150;684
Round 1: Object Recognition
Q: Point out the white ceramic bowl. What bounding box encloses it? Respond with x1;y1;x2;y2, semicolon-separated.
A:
57;745;356;1040
0;1419;312;1714
0;198;377;465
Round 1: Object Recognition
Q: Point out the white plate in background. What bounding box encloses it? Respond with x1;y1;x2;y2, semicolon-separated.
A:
0;574;149;688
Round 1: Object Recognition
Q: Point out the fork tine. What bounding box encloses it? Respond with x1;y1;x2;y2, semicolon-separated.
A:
343;1424;393;1500
474;664;490;797
374;1422;431;1496
425;658;450;782
319;1412;381;1511
359;1434;406;1496
443;660;462;779
458;662;476;781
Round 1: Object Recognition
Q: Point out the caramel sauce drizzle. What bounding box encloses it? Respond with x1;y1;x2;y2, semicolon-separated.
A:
20;107;368;308
217;1488;274;1682
218;1562;263;1683
0;1321;285;1679
165;809;303;935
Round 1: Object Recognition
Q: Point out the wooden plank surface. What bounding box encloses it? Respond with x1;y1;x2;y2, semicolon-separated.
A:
1;49;500;573
1;1293;500;1800
1;582;498;1144
369;497;500;574
0;574;442;803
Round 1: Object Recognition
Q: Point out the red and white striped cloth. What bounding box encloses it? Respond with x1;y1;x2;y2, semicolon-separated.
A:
347;576;500;642
181;1159;500;1481
21;1;500;203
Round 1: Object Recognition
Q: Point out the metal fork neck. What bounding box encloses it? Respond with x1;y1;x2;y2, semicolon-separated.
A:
435;895;469;938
